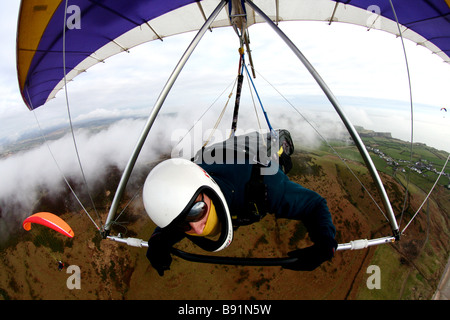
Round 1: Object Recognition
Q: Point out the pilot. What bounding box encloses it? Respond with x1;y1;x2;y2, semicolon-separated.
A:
144;132;337;275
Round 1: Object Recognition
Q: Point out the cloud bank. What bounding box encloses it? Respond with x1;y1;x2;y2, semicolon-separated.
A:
0;103;353;243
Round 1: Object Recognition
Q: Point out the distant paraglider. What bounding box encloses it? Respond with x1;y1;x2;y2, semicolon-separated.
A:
23;212;74;238
441;108;447;118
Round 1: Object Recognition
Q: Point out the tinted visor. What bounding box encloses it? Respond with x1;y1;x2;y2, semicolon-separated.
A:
185;200;208;222
177;194;209;232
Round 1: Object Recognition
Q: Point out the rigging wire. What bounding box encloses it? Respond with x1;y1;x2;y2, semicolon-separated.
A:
115;47;269;221
387;0;445;235
111;76;242;225
172;76;237;151
250;67;388;221
243;63;264;135
388;0;415;230
117;185;143;219
112;184;144;228
204;76;239;147
111;75;240;225
30;109;101;232
62;0;102;230
203;49;272;147
401;154;449;234
243;62;274;133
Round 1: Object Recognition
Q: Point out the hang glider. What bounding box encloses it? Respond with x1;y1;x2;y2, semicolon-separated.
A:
16;0;450;266
17;0;450;111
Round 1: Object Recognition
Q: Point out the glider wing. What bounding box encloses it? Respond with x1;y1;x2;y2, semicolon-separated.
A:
23;212;75;238
17;0;450;110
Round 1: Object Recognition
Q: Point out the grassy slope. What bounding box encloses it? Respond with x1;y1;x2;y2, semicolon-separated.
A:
0;138;448;300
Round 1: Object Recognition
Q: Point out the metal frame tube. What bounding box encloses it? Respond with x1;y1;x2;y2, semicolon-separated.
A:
245;0;399;236
107;234;397;251
336;236;396;251
104;0;228;233
106;234;397;266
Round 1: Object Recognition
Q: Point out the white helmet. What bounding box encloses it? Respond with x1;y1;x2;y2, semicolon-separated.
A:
143;158;233;252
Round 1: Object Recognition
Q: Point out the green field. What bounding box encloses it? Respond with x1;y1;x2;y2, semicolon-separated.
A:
311;133;450;189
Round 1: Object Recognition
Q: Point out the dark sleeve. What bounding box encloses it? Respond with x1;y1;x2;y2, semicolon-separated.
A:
271;179;336;245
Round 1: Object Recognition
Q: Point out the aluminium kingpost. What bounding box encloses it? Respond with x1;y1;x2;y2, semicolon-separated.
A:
104;0;399;240
244;0;399;238
103;0;229;235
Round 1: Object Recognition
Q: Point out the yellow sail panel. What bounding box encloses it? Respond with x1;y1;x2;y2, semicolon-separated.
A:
17;0;62;94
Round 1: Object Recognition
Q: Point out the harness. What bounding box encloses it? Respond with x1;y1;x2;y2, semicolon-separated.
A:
233;163;268;227
194;129;294;228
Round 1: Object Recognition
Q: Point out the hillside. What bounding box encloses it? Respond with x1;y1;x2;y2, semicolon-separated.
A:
0;132;448;300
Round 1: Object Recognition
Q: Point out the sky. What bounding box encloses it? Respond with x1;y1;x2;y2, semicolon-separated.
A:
2;2;449;150
0;2;449;239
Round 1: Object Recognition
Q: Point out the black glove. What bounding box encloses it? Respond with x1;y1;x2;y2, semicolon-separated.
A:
146;231;173;276
284;238;337;271
146;228;185;276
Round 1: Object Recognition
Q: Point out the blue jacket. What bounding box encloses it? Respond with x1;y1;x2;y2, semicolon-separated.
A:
198;162;336;245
